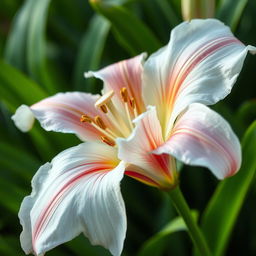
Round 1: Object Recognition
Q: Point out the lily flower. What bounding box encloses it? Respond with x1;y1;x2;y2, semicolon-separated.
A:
12;19;255;256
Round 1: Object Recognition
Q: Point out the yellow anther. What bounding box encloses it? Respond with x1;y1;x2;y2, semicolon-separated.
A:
120;87;128;102
80;114;92;123
101;136;116;147
95;116;106;130
95;90;114;108
100;105;108;113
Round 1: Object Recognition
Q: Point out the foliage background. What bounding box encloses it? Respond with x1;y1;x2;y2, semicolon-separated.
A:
0;0;255;255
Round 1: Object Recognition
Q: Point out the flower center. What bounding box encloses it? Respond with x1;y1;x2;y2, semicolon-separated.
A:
80;88;139;146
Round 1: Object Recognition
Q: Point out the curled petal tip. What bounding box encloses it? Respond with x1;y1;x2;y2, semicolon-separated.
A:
11;104;35;132
84;71;94;78
247;45;256;54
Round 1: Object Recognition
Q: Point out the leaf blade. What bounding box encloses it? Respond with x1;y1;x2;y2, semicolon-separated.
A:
138;211;198;256
217;0;249;31
73;14;110;92
90;1;161;55
200;121;256;256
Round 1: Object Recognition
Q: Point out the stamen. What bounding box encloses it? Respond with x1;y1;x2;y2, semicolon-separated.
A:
80;114;92;123
120;87;134;130
94;116;120;140
80;113;116;140
95;89;132;137
95;116;106;130
120;87;128;102
129;98;135;109
100;105;108;113
101;136;116;147
129;97;138;117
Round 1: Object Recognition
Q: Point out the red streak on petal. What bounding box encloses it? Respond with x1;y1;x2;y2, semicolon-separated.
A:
125;170;160;187
32;164;111;251
140;120;172;179
152;153;172;177
171;127;237;176
168;37;242;108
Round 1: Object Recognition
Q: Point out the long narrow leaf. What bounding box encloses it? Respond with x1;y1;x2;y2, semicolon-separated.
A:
73;15;110;92
26;0;59;93
0;236;23;256
0;178;26;213
200;121;256;256
0;142;40;180
4;0;60;93
90;1;161;55
4;0;34;70
217;0;249;31
157;0;181;26
0;60;48;107
0;60;68;160
138;211;198;256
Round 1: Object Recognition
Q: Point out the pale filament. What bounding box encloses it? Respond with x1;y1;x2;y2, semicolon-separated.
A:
80;114;116;142
80;88;139;147
95;115;119;138
104;100;131;137
95;90;130;137
120;87;134;131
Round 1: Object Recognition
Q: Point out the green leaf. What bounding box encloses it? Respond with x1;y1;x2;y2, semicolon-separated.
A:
138;211;198;256
4;0;34;70
237;100;256;129
200;121;256;256
90;0;161;55
73;14;110;92
217;0;249;31
66;235;111;256
0;60;48;108
4;0;60;93
157;0;181;27
0;142;40;181
0;60;68;160
0;236;23;255
0;178;26;213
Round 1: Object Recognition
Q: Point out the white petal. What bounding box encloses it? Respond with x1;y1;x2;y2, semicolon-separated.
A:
142;19;256;137
11;104;35;132
19;142;126;256
117;106;176;189
85;53;146;114
154;103;241;179
30;92;114;141
19;162;51;254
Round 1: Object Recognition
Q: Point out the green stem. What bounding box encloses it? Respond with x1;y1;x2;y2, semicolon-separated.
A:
168;186;211;256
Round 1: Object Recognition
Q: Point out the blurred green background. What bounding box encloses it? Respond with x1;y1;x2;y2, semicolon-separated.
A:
0;0;256;255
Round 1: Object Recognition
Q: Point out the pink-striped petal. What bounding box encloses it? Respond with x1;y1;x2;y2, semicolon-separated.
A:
28;92;114;141
85;53;146;114
19;142;126;256
142;19;256;137
117;106;177;189
154;103;241;179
